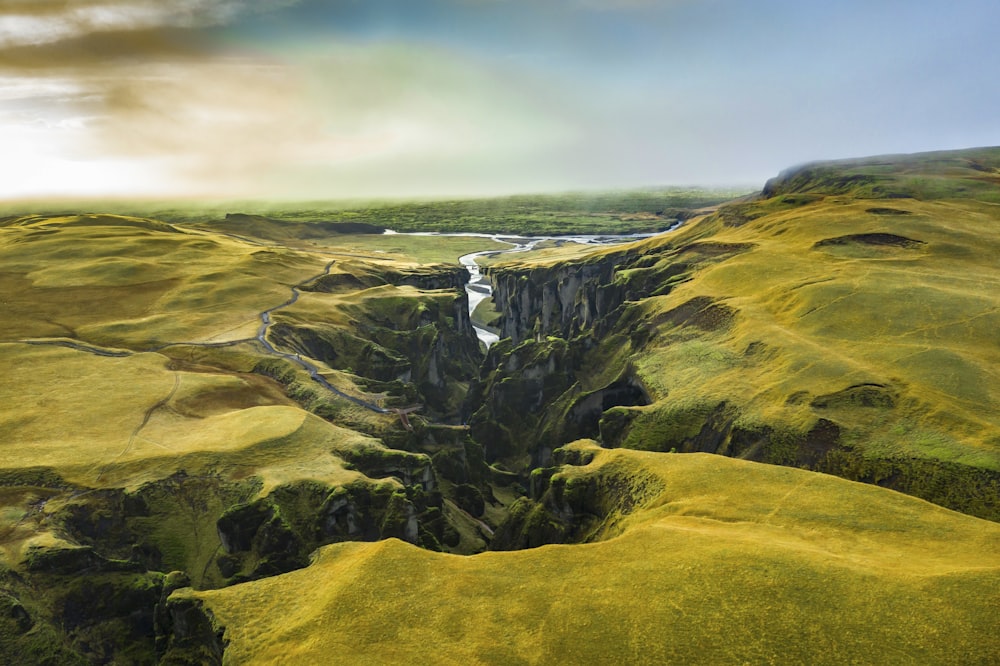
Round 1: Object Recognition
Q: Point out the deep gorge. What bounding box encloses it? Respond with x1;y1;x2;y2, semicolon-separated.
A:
9;230;998;663
5;150;1000;662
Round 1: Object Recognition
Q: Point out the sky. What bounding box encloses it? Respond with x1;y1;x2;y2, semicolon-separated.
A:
1;0;998;201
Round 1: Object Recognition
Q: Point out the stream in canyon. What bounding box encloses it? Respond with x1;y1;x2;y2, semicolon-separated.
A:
385;227;681;346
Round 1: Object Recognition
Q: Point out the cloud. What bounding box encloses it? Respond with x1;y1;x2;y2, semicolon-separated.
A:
13;42;580;198
0;28;225;72
0;0;298;48
4;0;995;200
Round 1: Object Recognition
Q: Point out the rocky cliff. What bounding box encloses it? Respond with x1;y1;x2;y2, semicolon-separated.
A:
486;237;751;346
488;255;625;345
476;153;1000;521
270;262;482;418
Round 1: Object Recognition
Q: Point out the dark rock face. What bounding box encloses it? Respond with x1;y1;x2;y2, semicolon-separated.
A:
486;241;751;348
865;207;913;215
563;379;650;443
814;233;925;249
52;472;256;576
158;596;226;665
490;446;661;551
22;545;144;576
821;453;1000;520
0;563;166;664
470;239;749;474
810;384;897;410
489;259;623;345
339;448;436;491
306;263;471;293
466;337;580;469
214;473;450;583
2;457;461;662
271;264;482;418
465;334;652;475
474;213;999;524
0;593;33;634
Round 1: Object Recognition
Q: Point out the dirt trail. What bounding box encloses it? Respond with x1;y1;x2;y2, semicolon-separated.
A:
15;259;389;414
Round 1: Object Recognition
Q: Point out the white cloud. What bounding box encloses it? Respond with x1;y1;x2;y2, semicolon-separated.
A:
0;0;299;47
0;104;172;199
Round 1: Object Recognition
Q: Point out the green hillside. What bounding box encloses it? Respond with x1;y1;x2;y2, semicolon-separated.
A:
178;442;1000;665
0;149;998;663
472;147;1000;521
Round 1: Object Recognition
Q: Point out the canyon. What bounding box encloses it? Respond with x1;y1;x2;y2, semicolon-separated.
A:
1;148;998;663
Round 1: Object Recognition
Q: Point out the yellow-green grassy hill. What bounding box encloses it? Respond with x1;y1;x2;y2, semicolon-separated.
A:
473;148;1000;520
1;148;998;663
176;441;1000;665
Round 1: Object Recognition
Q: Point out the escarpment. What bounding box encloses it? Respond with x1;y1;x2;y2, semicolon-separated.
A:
474;162;1000;523
488;255;625;344
268;263;482;419
485;239;752;346
0;234;506;663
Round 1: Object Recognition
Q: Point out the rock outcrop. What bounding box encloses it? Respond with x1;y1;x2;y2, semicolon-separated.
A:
270;263;482;418
486;240;751;346
488;255;625;345
489;443;660;550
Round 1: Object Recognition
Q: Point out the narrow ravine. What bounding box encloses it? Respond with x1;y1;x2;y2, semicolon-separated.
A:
386;228;681;347
449;229;678;346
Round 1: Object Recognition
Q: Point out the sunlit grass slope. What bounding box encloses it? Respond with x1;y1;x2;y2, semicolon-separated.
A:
0;214;328;346
185;442;1000;665
488;148;1000;517
0;341;388;584
0;213;473;592
0;343;373;491
630;196;1000;459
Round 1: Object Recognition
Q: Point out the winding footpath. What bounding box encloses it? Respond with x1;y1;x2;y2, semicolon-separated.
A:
253;259;389;414
16;258;390;415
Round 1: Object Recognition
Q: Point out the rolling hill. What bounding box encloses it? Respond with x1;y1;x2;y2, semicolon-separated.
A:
0;149;998;664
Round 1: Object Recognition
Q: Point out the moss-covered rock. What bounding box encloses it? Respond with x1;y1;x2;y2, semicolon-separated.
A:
158;595;226;665
269;281;482;418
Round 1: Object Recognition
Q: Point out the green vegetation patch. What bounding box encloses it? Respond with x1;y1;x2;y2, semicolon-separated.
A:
187;446;1000;665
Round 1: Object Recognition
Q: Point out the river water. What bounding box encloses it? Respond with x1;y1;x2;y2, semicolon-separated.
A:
385;225;682;347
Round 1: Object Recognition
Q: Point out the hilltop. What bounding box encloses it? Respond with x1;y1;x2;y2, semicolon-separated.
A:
177;441;1000;664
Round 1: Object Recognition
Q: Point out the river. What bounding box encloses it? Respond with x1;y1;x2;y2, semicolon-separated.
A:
385;225;683;347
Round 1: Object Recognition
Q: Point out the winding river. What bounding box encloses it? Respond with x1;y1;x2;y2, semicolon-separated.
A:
387;227;681;347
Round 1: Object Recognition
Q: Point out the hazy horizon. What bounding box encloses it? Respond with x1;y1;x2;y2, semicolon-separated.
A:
3;0;998;202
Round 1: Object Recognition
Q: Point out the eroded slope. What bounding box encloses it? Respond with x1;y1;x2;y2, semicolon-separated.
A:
0;213;497;662
176;442;1000;664
472;148;1000;520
